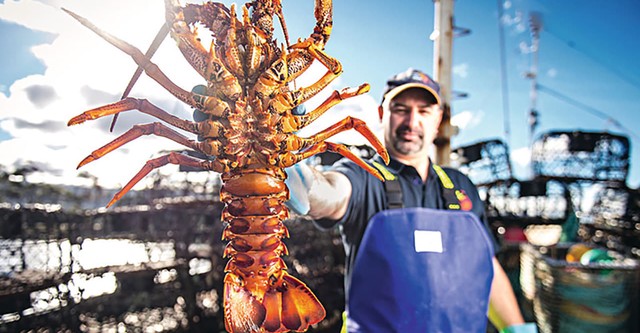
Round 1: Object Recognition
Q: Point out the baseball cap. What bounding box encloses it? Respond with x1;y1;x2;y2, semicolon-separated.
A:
381;68;442;106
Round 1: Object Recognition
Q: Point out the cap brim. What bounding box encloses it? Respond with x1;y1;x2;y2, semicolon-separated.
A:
382;83;442;106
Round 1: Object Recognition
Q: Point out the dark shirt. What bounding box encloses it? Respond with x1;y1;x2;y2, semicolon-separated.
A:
314;156;494;294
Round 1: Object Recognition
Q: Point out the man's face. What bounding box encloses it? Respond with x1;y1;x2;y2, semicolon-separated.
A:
382;87;443;158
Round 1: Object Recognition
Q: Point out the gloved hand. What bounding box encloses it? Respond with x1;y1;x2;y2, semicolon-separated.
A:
500;323;538;333
284;162;315;215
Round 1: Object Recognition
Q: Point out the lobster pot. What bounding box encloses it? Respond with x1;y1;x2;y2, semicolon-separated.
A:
580;186;640;259
529;244;640;333
484;178;570;226
451;139;513;186
531;130;629;183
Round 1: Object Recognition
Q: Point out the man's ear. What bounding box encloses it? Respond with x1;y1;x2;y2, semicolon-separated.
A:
378;105;383;122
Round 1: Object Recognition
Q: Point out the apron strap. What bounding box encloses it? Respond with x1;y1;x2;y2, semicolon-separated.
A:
372;161;463;210
432;165;462;210
372;161;404;209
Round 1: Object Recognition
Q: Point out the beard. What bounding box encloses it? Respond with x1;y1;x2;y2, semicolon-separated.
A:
392;125;424;155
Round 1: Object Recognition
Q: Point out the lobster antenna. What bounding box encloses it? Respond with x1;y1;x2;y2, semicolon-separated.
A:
109;23;171;132
275;5;291;50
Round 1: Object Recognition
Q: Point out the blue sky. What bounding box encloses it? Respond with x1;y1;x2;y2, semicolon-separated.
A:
0;0;638;189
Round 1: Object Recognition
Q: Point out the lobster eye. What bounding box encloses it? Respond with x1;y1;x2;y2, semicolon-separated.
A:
291;104;307;116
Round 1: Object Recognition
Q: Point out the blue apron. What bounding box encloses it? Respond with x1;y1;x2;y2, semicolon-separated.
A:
346;208;495;333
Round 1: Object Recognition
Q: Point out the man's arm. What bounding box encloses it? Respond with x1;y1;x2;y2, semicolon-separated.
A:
489;257;526;329
286;163;352;221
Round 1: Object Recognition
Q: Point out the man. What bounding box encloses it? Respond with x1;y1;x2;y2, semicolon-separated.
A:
287;68;535;332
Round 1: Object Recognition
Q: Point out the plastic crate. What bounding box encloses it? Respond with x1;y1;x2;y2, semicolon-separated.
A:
522;243;640;333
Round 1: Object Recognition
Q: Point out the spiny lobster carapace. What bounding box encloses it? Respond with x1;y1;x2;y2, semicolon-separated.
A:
65;1;388;332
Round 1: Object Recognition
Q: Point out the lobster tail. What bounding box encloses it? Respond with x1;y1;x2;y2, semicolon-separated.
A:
263;274;325;332
221;170;325;332
225;272;325;333
224;272;266;333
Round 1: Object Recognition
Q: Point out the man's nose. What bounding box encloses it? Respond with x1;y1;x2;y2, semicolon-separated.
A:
405;109;420;129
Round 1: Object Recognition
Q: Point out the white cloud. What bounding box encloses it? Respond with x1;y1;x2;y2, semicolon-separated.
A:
451;111;472;130
452;63;468;78
0;0;204;190
0;0;380;191
451;109;484;130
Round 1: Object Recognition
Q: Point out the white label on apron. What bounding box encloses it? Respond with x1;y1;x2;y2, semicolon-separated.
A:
414;230;443;253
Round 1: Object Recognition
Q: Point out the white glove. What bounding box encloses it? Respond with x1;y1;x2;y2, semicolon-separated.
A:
284;162;315;215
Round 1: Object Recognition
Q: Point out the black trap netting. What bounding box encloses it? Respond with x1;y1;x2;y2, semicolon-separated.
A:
531;130;630;184
579;186;640;259
453;139;571;225
0;201;345;333
452;139;513;186
481;178;572;225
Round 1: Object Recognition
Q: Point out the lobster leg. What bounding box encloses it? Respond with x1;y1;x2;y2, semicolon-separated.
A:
268;41;343;113
105;152;219;208
246;0;289;47
311;0;333;47
164;0;224;79
261;18;330;88
256;0;332;89
242;5;266;81
67;96;233;148
221;4;246;80
166;1;243;100
76;122;206;169
275;141;385;182
279;84;370;133
68;97;199;134
283;116;388;163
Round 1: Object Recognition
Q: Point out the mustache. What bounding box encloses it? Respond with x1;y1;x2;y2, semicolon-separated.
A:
395;125;424;139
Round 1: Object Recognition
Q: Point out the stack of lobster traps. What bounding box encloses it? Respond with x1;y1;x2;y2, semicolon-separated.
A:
0;198;224;333
451;138;572;237
578;184;640;260
453;130;640;331
0;181;347;333
530;130;638;256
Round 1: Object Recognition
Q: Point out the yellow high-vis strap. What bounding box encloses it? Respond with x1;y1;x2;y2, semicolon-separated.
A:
341;311;348;333
432;164;454;189
372;161;397;181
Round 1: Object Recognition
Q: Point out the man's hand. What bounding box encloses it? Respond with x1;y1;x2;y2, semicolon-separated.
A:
284;162;315;215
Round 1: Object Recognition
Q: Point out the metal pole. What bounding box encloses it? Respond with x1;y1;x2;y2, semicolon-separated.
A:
526;13;541;178
432;0;454;166
497;0;511;148
527;13;542;146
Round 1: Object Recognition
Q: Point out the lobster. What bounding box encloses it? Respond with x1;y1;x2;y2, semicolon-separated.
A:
65;1;389;332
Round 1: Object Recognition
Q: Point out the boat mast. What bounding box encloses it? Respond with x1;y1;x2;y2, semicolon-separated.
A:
527;12;542;146
432;0;454;166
